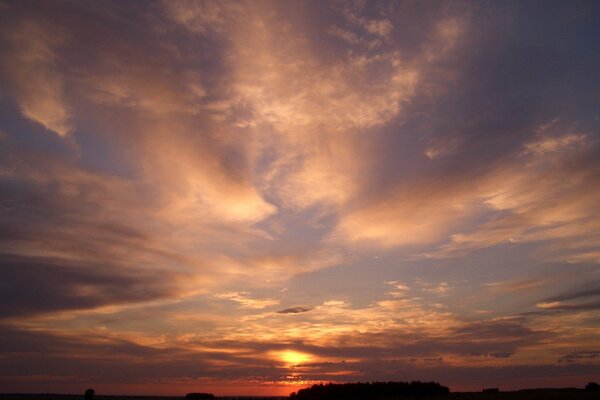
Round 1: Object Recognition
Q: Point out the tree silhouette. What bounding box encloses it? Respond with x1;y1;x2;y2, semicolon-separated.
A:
290;381;449;399
586;382;600;391
84;389;95;400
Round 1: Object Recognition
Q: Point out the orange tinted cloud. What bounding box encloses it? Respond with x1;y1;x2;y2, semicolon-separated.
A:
2;19;72;137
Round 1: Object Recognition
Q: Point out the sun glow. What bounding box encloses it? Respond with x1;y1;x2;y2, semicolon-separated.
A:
278;350;314;366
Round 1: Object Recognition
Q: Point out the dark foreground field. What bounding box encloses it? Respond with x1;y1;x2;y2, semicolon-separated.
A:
1;391;600;400
446;390;600;399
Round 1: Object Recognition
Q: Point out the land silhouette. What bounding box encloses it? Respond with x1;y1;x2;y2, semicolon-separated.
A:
0;381;599;400
287;381;600;400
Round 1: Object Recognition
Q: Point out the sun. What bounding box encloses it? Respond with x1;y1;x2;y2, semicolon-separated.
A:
278;350;313;366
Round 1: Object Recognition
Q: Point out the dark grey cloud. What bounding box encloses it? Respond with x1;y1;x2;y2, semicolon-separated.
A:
0;253;175;319
0;146;188;321
544;302;600;311
558;350;600;364
538;282;600;311
0;150;184;265
276;306;312;314
547;285;600;303
451;319;536;341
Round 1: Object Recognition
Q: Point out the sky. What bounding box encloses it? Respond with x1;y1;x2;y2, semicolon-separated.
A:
1;0;600;396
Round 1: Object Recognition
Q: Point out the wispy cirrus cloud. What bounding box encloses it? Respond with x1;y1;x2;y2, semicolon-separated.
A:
215;292;279;310
1;18;72;137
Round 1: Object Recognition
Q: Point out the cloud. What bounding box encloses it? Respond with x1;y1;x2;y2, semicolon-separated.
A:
332;182;473;248
338;1;393;40
201;1;422;211
435;132;600;261
0;253;176;319
83;67;207;116
558;351;600;364
215;292;279;309
323;1;600;263
214;292;548;365
2;1;277;227
328;26;360;45
163;0;241;34
547;286;600;303
522;132;589;156
536;284;600;311
335;126;600;263
424;136;463;159
276;307;313;315
1;18;72;137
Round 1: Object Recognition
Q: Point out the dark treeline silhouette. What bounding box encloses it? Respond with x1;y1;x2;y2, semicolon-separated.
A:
290;381;450;399
185;394;215;399
586;382;600;391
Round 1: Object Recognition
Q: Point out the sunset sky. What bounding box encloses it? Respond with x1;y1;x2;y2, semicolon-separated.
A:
1;0;600;396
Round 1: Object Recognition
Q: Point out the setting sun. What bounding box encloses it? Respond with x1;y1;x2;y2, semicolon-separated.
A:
278;350;314;366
